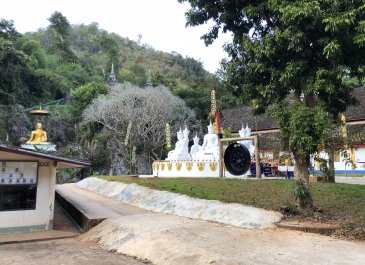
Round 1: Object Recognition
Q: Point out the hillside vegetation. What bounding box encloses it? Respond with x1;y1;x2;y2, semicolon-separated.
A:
0;12;237;175
1;13;234;119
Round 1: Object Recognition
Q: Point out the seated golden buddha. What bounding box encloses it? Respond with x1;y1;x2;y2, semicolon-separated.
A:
27;122;50;144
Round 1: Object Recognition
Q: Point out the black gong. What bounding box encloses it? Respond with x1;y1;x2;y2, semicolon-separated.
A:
224;143;251;176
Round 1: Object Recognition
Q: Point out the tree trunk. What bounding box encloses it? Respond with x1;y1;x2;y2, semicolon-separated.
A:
327;149;335;183
294;153;310;184
293;153;314;213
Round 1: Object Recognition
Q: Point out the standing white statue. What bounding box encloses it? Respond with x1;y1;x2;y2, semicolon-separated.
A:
166;127;191;160
190;134;202;160
238;124;254;154
195;121;220;161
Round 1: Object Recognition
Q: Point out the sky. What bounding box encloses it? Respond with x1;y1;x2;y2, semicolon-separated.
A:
0;0;231;74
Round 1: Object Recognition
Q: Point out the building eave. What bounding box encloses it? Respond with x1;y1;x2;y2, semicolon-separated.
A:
0;144;90;169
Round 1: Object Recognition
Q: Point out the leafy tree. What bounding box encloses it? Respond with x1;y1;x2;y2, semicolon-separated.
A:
48;11;77;63
119;63;146;87
18;38;47;68
70;81;108;122
55;62;92;88
178;0;365;211
0;19;19;40
0;38;28;104
100;33;121;75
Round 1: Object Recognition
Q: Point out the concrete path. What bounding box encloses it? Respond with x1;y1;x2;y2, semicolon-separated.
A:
336;176;365;185
0;230;77;244
0;238;150;265
58;182;365;265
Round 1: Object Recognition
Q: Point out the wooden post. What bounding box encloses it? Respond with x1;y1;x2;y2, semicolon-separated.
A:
219;139;224;178
254;135;261;179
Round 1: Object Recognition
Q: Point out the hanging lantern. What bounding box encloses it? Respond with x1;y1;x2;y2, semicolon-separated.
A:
165;123;171;149
124;121;132;146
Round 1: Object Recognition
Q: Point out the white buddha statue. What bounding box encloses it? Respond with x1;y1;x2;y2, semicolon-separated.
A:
238;124;254;154
190;134;202;160
166;127;191;160
195;122;220;161
183;126;189;140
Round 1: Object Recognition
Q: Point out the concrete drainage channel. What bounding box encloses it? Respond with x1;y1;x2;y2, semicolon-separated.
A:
55;190;106;232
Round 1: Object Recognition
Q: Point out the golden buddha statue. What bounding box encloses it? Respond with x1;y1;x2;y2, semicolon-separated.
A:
27;122;49;144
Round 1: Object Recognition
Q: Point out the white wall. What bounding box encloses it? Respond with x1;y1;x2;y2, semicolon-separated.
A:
0;153;56;232
315;147;365;172
356;148;365;163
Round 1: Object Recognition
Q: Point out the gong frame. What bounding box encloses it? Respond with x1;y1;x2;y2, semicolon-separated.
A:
218;135;261;179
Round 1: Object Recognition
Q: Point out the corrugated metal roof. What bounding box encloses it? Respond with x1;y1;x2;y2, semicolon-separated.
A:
0;144;90;169
222;87;365;133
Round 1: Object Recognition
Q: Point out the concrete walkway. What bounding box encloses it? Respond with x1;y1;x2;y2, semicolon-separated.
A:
0;238;150;265
56;183;153;228
56;182;365;265
0;229;78;244
336;176;365;185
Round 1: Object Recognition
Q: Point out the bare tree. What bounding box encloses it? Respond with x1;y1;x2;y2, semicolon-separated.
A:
83;82;199;174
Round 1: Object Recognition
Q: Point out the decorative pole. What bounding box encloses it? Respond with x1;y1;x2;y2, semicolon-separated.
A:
211;89;217;115
211;89;218;134
215;111;222;139
341;114;350;175
165;123;171;149
132;145;136;173
124;121;132;146
341;114;347;148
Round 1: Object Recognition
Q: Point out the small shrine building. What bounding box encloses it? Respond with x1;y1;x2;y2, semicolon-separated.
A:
0;144;90;233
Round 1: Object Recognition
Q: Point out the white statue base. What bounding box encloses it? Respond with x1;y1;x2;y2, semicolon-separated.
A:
21;144;57;152
152;160;249;179
165;154;191;161
196;152;219;161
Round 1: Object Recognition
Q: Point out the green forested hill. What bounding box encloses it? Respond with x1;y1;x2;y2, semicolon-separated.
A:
1;12;235;120
28;20;230;120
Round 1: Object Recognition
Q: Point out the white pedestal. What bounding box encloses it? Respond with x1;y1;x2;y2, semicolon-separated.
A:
21;144;57;152
152;160;249;179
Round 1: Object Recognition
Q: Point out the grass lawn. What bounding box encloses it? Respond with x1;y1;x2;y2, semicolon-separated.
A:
98;176;365;240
